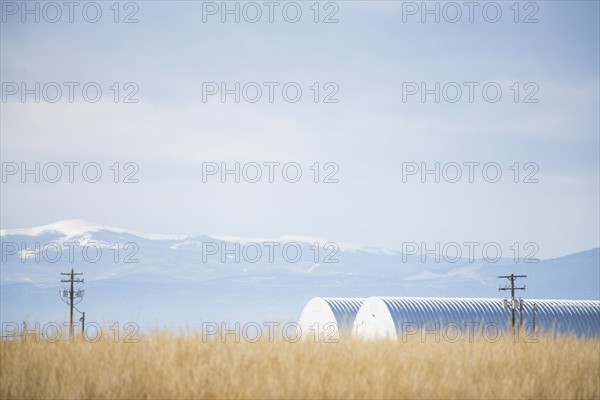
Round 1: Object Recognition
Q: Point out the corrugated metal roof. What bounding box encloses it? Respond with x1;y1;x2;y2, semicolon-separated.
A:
524;299;600;336
379;297;509;334
322;298;364;328
354;297;600;339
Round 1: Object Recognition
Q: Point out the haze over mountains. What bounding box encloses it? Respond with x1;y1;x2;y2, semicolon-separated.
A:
1;220;598;330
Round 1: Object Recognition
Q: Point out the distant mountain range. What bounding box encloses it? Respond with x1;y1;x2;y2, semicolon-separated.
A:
1;220;598;329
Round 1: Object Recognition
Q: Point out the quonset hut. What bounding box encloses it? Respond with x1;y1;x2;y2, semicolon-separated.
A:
298;298;364;339
353;297;600;340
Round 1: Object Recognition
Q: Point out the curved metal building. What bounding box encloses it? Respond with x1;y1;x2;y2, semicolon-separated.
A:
353;297;600;340
298;297;364;339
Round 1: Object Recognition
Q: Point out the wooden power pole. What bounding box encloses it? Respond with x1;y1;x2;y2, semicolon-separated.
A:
61;269;84;339
498;274;526;330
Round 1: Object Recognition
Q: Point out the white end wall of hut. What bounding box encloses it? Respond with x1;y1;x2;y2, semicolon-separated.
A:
298;297;364;340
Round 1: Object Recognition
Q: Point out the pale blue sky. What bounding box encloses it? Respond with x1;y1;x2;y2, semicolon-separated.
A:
1;1;599;258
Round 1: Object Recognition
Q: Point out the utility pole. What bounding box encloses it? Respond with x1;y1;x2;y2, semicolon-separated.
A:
80;312;85;336
498;274;526;330
60;269;84;340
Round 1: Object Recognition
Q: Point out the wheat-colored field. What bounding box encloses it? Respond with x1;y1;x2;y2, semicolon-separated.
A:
1;329;598;400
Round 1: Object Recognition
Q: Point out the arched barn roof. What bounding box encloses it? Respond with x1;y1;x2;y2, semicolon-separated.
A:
298;298;364;338
527;299;599;337
353;297;600;340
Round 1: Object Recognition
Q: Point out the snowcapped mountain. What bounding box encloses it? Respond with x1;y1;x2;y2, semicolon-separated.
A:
1;220;598;329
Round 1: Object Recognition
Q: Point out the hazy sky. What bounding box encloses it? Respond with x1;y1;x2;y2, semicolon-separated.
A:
1;1;599;258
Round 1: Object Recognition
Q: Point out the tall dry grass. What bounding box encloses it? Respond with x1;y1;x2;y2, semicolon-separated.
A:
1;329;598;399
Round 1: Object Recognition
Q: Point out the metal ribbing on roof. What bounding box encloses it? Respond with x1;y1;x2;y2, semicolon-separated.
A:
522;299;600;336
380;297;510;333
353;297;600;339
322;298;365;329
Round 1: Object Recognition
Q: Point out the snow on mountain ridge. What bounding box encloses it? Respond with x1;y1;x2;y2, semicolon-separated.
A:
0;219;106;238
1;220;392;253
0;219;190;241
2;220;598;260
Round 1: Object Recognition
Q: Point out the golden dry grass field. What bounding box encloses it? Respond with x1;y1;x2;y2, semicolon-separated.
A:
1;330;599;399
